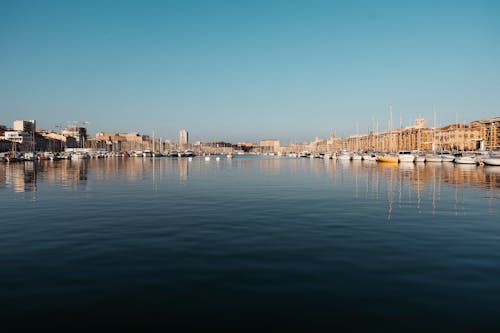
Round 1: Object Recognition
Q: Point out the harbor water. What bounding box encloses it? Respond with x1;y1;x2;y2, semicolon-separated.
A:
1;156;499;331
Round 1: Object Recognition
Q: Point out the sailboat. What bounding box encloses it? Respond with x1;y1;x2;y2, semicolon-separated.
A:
377;106;399;163
483;152;500;166
425;109;443;162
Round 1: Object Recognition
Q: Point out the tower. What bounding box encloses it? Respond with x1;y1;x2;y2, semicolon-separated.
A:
179;129;188;146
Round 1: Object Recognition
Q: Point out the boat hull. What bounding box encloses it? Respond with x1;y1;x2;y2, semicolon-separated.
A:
425;155;442;163
377;156;399;163
454;157;477;165
483;158;500;166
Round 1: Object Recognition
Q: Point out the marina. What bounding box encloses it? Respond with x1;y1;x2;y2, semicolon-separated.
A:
2;1;500;330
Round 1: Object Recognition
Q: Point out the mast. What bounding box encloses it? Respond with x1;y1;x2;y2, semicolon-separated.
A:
432;106;437;152
389;105;393;153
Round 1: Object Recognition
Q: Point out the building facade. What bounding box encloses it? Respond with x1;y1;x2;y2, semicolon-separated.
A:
179;129;188;147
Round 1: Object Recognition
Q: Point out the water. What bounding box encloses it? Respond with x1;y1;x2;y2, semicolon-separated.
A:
1;157;499;331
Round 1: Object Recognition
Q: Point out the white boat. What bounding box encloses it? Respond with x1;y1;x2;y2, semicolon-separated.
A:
71;152;90;160
483;157;500;166
167;151;179;157
362;153;377;161
226;153;233;159
425;154;442;163
441;154;455;163
298;151;310;158
352;153;363;160
22;152;37;161
415;155;426;163
337;150;352;161
398;150;415;163
454;153;477;165
483;152;500;166
184;150;195;157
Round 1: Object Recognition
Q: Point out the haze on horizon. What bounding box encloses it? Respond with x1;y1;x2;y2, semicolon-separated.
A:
1;0;499;143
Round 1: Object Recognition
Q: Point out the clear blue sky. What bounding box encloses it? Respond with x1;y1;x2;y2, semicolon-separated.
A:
1;0;499;143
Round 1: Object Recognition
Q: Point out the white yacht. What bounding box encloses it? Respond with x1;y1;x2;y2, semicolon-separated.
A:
337;150;352;161
398;150;415;163
415;154;426;163
483;152;500;166
362;153;377;161
425;154;442;163
71;152;90;160
352;153;363;160
440;151;455;163
454;153;477;165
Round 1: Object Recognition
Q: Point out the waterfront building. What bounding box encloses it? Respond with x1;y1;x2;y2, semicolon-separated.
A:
179;129;188;147
337;116;499;153
12;120;36;151
36;129;67;152
471;117;500;151
259;139;280;153
0;130;33;152
62;126;87;148
13;120;36;134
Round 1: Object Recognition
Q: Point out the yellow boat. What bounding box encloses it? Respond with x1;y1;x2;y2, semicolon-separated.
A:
377;155;399;163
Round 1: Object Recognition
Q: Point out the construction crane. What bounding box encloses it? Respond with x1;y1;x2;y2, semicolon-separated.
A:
66;120;91;128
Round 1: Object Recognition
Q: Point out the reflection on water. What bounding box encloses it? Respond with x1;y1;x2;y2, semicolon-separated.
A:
1;158;498;213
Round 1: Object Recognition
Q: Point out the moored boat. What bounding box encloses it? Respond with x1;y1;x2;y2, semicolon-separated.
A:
425;154;442;163
362;153;377;161
377;155;399;163
483;152;500;166
415;154;426;163
398;150;415;163
454;153;477;165
483;158;500;166
337;150;352;161
352;153;363;160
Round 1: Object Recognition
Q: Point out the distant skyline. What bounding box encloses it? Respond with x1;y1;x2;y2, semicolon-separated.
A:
1;0;499;143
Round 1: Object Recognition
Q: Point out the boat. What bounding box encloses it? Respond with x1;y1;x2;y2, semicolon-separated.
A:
483;157;500;166
415;154;426;163
167;151;179;157
22;152;36;161
298;151;310;158
71;152;90;160
425;154;442;163
398;150;415;163
454;153;477;165
337;150;352;161
377;155;399;163
184;150;195;157
377;106;399;164
483;152;500;166
352;153;363;160
441;154;455;162
362;153;377;161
